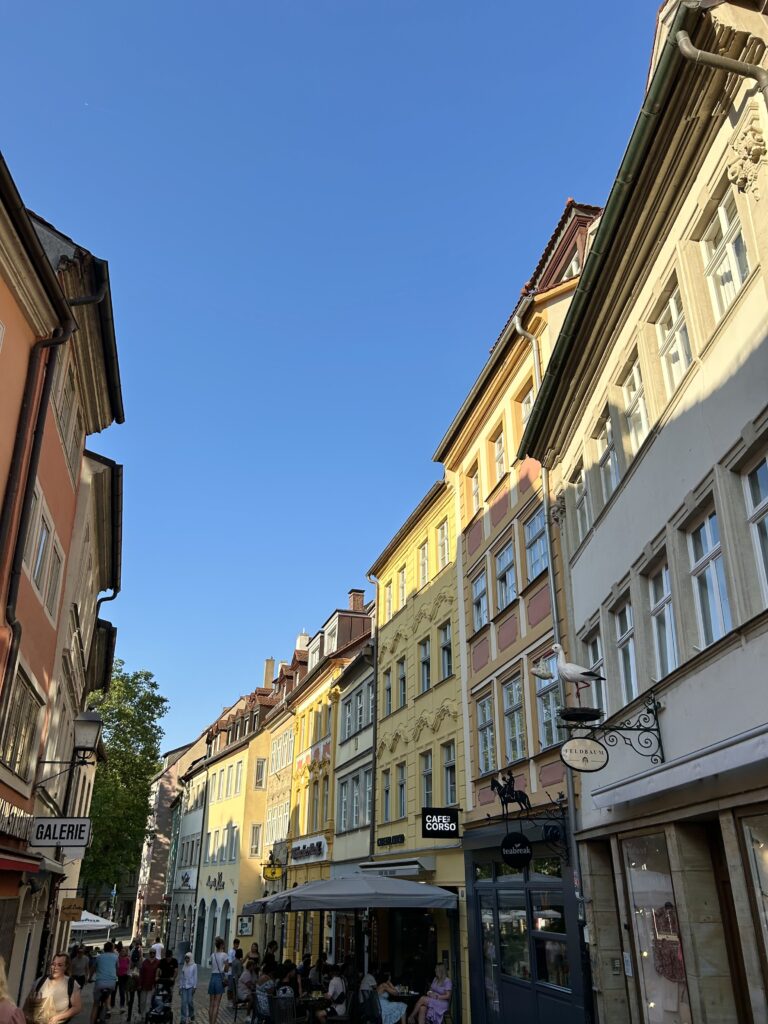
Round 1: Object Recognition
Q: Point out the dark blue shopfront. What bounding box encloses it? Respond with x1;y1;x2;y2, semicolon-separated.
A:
464;824;590;1024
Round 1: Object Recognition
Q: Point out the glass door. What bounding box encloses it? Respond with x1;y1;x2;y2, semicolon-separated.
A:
478;893;501;1024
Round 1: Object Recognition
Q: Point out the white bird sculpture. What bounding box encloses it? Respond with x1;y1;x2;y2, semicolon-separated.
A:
552;642;605;703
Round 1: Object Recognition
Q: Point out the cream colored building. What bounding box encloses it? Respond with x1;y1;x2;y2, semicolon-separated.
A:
520;4;768;1022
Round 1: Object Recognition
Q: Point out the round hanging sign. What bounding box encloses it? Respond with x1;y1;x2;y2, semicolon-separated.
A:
500;831;533;868
560;737;609;772
263;864;283;881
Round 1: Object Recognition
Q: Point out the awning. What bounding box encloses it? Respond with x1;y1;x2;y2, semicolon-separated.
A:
0;854;39;873
241;895;274;916
248;873;457;913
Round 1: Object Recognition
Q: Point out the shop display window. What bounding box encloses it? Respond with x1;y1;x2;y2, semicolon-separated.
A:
623;833;691;1024
743;814;768;955
498;891;530;980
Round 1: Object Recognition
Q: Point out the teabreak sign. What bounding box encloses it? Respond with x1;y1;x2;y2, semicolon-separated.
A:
560;737;609;772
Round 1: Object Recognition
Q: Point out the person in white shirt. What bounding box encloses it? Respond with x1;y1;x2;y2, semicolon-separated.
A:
227;939;240;965
150;937;164;960
179;954;198;1024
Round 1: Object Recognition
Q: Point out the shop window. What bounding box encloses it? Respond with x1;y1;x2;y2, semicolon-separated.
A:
531;857;562;880
744;815;768;957
474;863;493;881
623;833;690;1021
499;891;530;981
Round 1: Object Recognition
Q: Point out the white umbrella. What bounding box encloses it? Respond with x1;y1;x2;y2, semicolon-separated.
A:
70;910;115;932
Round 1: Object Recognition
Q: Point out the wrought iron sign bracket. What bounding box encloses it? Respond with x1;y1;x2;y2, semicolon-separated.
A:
488;775;570;863
560;691;665;765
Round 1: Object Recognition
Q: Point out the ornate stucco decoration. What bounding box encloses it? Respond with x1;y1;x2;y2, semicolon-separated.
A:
411;702;458;742
387;630;408;655
329;686;341;705
550;492;567;526
377;729;409;757
728;113;766;198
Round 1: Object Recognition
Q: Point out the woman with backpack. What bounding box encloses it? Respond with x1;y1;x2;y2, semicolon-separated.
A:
24;953;81;1024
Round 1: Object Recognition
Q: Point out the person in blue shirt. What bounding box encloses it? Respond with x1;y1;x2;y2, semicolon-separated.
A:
90;941;118;1024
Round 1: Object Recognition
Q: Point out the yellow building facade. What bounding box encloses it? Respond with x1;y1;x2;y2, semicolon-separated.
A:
368;481;469;1018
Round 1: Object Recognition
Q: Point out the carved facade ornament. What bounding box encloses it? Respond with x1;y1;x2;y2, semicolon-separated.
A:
550;492;567;526
727;114;766;198
387;630;408;655
411;702;458;742
329;686;341;705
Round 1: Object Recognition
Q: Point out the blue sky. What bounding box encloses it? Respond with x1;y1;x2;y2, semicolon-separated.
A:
3;2;656;749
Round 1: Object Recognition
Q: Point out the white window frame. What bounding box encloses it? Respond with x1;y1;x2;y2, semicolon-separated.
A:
524;507;549;580
364;768;373;824
439;621;452;680
536;654;560;750
419;541;429;587
701;190;750;320
397;762;406;818
656;284;693;397
254;758;267;788
688;509;732;647
621;359;649;455
493;431;505;483
421;750;433;808
469;466;480;515
384;582;392;622
384;669;392;716
596;417;619;502
397;658;407;707
24;486;64;622
573;462;590;543
495;541;516;611
560;244;581;281
398;566;406;608
249;824;261;858
355;689;364;732
235;760;243;795
477;696;496;775
649;563;678;678
442;740;457;806
521;388;535;425
583;631;606;713
745;455;768;604
472;570;488;632
437;519;449;570
419;637;431;693
229;824;238;862
503;675;525;763
0;669;43;781
339;780;348;831
615;601;638;704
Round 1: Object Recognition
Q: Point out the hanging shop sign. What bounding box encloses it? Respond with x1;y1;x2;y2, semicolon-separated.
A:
60;898;84;922
421;807;459;839
29;817;91;848
0;799;34;841
263;864;283;881
500;832;533;869
560;737;609;773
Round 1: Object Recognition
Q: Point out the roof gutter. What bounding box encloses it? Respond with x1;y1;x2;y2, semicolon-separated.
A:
517;0;696;462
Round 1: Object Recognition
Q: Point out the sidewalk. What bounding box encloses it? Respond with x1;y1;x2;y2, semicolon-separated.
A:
72;967;250;1024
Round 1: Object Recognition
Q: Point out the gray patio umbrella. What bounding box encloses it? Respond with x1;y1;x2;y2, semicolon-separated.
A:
244;873;457;914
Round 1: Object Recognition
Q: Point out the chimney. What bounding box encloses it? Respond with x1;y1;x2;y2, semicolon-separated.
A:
296;631;310;651
263;657;275;687
349;588;365;612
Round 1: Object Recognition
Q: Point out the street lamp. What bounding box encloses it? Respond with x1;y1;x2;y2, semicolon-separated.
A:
73;711;103;758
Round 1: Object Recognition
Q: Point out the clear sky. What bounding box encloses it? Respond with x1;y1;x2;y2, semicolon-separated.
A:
3;2;657;749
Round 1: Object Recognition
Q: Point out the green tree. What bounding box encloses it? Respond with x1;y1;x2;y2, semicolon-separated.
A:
80;660;169;889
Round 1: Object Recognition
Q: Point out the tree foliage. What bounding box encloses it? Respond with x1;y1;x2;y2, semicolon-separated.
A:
80;660;169;889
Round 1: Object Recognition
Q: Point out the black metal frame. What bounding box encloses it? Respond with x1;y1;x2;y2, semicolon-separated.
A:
489;774;570;863
559;691;664;766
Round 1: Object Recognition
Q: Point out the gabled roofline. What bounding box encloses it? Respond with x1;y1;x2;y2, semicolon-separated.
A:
367;480;446;577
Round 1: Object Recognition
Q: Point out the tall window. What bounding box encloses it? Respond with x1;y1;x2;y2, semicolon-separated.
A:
573;462;590;543
339;781;348;831
469;466;480;515
477;696;495;775
397;763;406;818
439;621;452;679
419;541;429;587
217;770;224;800
746;456;768;601
442;741;457;805
322;775;329;823
521;388;534;425
525;507;548;580
235;760;243;795
0;670;42;780
384;669;392;716
419;638;431;693
344;700;352;739
249;824;261;858
536;654;559;749
212;830;219;862
649;563;678;678
689;510;732;646
398;566;406;608
364;769;373;824
226;764;233;797
503;675;525;763
382;770;391;823
596;416;619;501
656;285;692;396
421;751;433;807
495;541;516;611
355;690;364;731
584;631;606;712
384;582;392;622
367;679;374;723
254;758;266;788
437;520;449;570
702;190;749;319
397;658;407;707
493;431;505;483
351;776;360;828
621;359;649;454
472;571;488;631
615;601;638;704
204;832;211;863
229;825;239;861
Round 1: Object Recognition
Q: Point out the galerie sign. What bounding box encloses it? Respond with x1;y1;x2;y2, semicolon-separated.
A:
29;818;91;848
421;807;459;839
560;737;609;773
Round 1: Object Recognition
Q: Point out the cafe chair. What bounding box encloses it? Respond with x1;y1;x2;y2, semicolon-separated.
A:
356;991;382;1024
268;995;304;1024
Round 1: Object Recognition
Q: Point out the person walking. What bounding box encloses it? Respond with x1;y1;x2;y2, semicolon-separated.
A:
24;953;81;1024
149;936;164;960
69;949;89;990
124;964;138;1024
137;949;160;1018
0;957;25;1024
178;953;197;1024
207;937;228;1024
115;948;130;1012
90;942;118;1024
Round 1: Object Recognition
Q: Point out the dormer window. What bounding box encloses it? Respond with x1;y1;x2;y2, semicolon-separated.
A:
559;245;581;282
308;643;320;670
325;627;337;655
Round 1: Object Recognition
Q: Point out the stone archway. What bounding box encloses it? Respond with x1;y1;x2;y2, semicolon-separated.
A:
194;900;206;965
